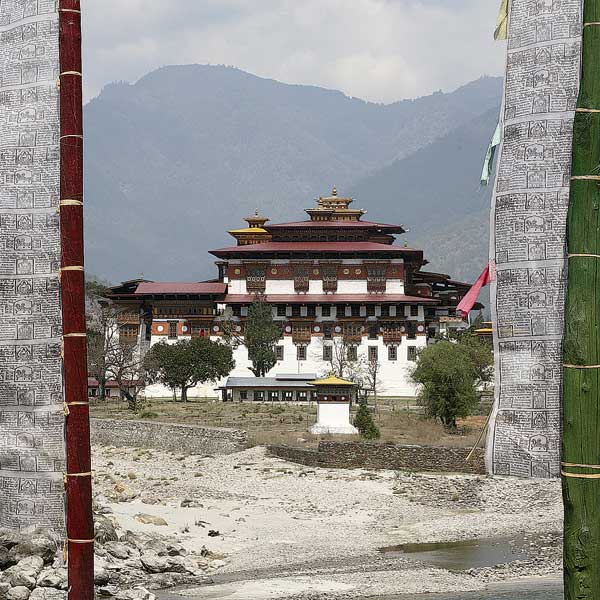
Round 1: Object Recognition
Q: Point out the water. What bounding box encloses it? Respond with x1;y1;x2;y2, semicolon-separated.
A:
379;537;528;571
160;537;561;599
386;579;563;600
160;580;564;600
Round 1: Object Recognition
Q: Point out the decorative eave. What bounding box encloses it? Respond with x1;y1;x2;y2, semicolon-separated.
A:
265;220;405;234
309;375;357;387
209;241;424;260
223;293;439;304
228;227;268;235
134;282;228;296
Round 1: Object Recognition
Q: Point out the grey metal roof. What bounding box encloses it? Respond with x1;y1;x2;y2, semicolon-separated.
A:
223;376;316;389
275;373;317;381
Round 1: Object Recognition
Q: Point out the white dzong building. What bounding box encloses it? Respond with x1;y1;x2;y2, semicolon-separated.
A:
107;189;479;398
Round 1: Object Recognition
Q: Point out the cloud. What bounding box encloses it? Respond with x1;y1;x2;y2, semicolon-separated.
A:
82;0;505;103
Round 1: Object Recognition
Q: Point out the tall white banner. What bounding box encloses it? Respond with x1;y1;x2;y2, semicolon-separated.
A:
0;0;65;530
487;0;583;478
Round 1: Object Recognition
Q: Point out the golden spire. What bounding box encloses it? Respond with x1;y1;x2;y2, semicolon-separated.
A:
332;185;337;196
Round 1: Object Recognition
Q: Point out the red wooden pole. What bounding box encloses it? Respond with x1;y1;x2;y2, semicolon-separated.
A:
59;2;94;599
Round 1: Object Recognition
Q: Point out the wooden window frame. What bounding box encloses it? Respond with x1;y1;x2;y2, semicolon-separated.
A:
368;346;378;362
297;345;307;361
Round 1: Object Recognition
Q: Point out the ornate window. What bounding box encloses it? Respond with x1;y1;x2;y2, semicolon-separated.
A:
407;346;417;362
322;264;338;293
410;305;419;317
292;324;311;343
343;323;362;343
294;264;310;293
388;346;398;361
168;321;178;339
407;321;417;340
276;345;284;361
368;346;378;362
347;345;358;361
382;323;403;344
367;264;387;293
297;345;307;361
276;305;287;317
323;345;333;362
119;324;139;345
368;324;379;340
321;304;331;317
247;265;266;293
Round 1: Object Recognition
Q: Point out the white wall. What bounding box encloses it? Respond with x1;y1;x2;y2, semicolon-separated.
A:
315;402;352;428
144;331;425;399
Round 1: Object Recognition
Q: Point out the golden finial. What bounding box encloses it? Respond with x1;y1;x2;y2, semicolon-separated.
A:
332;186;337;196
255;209;259;216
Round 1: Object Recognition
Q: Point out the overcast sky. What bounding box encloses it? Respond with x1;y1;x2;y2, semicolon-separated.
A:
82;0;505;104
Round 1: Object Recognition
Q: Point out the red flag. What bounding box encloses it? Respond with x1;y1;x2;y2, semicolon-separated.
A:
456;263;492;318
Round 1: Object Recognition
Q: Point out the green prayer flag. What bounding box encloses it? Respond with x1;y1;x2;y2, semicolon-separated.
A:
481;121;502;185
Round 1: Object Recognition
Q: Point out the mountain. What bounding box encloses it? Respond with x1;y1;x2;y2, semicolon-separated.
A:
348;107;499;283
83;65;502;282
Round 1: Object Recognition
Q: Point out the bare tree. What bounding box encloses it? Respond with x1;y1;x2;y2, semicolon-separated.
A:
86;283;122;401
362;358;383;407
106;341;146;411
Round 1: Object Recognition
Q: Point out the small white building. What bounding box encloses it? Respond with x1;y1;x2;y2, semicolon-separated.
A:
219;373;317;402
309;375;358;435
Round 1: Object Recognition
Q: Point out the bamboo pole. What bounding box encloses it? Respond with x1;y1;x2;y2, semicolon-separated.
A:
58;2;94;599
562;2;600;597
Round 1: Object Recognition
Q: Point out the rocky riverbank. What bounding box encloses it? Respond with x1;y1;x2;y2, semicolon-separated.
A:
0;508;223;600
0;445;561;599
88;444;562;599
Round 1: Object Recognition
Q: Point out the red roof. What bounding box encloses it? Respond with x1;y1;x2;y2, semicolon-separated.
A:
223;294;438;304
266;220;404;231
210;242;422;257
134;282;227;295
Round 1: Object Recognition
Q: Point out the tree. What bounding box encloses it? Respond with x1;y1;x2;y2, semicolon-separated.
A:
354;403;381;439
106;341;146;411
457;331;494;387
363;358;383;405
235;300;281;377
410;337;492;429
85;278;116;401
145;337;235;402
319;335;360;380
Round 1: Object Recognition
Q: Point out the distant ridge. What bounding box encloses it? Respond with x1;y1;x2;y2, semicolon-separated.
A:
83;64;502;282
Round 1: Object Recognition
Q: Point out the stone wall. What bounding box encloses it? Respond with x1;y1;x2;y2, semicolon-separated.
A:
91;418;248;455
268;441;485;474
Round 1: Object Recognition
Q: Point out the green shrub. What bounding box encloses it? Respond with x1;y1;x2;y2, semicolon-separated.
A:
140;410;159;419
354;403;381;439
